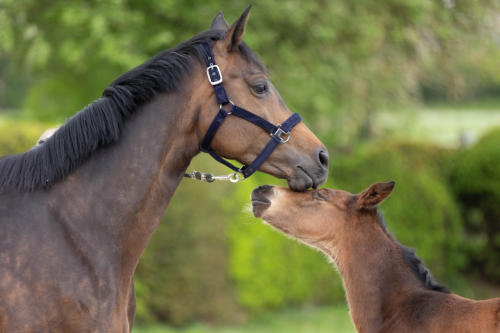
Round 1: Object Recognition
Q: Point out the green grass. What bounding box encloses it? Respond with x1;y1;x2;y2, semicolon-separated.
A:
376;106;500;147
133;305;356;333
424;98;500;110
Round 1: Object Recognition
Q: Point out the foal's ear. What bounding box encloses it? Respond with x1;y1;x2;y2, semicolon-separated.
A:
224;5;251;51
357;181;395;210
210;11;229;31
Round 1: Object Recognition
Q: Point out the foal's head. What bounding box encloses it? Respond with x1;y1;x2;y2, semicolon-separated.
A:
195;8;329;191
251;182;395;250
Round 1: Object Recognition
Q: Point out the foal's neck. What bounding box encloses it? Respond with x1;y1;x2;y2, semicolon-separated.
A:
326;215;424;332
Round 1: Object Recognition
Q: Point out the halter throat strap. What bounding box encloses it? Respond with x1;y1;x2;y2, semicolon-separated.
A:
199;42;301;179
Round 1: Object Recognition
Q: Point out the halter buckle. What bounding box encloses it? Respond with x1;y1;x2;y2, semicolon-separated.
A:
207;65;223;85
271;126;291;143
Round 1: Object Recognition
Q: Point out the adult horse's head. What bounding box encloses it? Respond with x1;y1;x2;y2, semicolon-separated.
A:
195;8;329;191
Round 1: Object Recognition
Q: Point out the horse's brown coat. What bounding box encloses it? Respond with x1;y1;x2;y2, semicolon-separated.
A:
252;183;500;333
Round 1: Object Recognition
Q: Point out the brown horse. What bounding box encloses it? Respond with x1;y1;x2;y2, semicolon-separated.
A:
0;8;329;332
252;183;500;333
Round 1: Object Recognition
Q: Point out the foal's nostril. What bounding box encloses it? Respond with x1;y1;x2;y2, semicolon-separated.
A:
255;185;273;193
318;149;329;169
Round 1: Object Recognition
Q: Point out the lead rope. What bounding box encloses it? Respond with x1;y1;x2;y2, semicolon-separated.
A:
184;171;242;183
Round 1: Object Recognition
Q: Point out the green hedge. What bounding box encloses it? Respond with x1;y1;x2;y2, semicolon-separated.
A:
0;119;48;155
331;141;466;280
451;127;500;282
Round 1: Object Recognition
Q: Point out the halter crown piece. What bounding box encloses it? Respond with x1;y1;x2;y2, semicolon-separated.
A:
184;42;301;183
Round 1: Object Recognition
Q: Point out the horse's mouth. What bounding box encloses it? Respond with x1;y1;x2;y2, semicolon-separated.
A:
251;185;273;217
287;166;315;192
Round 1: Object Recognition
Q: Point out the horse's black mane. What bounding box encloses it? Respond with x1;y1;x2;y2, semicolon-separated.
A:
377;212;449;293
0;29;265;192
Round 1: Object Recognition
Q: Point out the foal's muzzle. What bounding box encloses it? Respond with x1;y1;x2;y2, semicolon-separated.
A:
251;185;273;217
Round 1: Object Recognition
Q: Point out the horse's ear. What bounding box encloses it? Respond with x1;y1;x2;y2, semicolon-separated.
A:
224;5;251;51
357;181;395;210
210;11;229;31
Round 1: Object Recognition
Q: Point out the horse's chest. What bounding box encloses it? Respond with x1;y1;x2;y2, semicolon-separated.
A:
0;208;125;331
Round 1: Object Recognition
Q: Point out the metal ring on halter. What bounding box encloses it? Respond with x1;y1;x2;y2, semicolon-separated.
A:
219;99;234;114
271;126;291;144
228;173;242;183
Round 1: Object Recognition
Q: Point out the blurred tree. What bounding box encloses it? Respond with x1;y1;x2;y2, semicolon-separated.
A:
1;0;499;143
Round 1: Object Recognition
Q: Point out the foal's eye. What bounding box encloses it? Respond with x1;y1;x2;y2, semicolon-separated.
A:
251;82;269;96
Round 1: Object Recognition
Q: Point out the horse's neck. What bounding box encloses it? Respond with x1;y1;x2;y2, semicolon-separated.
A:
50;89;201;270
328;221;422;332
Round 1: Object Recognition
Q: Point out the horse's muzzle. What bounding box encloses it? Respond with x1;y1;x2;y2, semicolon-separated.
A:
287;148;329;191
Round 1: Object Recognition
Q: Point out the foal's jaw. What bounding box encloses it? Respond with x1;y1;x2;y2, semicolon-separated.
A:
251;185;337;246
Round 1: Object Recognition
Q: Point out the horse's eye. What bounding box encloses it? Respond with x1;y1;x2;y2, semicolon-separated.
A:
251;82;268;95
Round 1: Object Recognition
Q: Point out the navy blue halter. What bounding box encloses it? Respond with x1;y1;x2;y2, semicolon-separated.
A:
199;42;302;179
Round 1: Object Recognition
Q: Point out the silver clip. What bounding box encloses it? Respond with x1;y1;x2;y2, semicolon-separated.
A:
184;171;242;183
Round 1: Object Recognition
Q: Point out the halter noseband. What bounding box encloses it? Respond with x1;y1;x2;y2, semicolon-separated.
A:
196;42;301;181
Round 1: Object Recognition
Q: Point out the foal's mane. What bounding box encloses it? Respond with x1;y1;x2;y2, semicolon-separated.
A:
0;29;264;192
377;212;449;293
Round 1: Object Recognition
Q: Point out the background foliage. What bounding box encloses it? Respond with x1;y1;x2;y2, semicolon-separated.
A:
451;130;500;282
2;0;500;139
1;0;500;330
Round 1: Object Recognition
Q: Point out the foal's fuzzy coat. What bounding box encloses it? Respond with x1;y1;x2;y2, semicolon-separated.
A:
252;183;500;333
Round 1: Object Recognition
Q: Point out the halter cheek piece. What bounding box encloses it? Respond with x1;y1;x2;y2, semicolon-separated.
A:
187;42;301;182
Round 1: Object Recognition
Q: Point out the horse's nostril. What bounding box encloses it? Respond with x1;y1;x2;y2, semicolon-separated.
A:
318;149;329;169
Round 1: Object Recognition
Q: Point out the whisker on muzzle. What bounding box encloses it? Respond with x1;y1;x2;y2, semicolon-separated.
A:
242;203;254;215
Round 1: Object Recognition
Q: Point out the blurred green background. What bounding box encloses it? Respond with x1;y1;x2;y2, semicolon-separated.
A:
1;0;500;332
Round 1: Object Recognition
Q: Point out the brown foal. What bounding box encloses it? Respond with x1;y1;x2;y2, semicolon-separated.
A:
251;183;500;333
